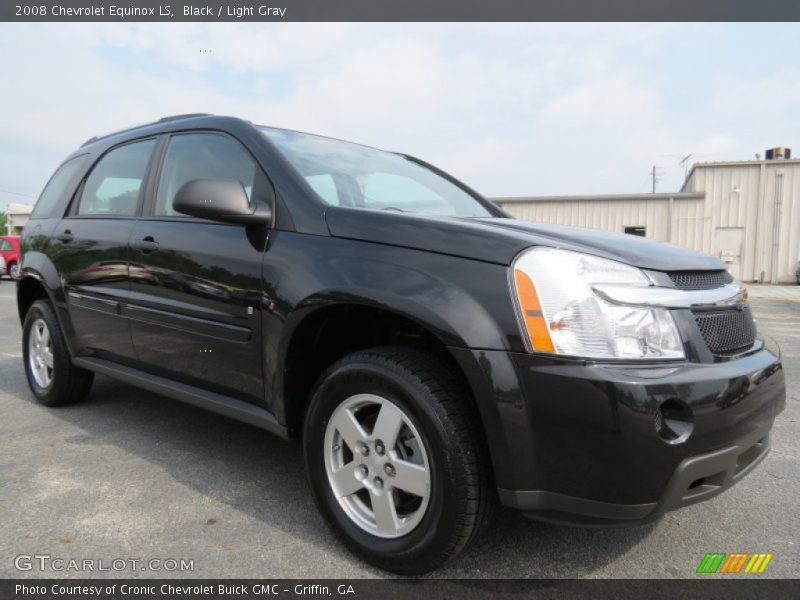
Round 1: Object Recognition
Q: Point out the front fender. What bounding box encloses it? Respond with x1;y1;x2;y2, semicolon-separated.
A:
266;232;519;359
261;231;522;430
285;284;504;351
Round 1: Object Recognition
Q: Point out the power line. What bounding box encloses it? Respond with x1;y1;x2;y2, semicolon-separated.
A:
0;188;35;199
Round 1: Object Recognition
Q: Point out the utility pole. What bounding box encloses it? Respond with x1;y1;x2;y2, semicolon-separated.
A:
650;165;659;193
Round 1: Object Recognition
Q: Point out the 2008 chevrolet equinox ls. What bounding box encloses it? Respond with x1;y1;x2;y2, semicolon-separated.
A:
17;114;785;574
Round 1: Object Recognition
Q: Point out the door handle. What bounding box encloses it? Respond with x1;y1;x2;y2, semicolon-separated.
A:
55;230;74;243
131;236;160;253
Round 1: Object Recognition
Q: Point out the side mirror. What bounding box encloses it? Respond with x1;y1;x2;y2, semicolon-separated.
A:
173;179;271;225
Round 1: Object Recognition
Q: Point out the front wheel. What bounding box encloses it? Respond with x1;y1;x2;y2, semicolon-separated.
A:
303;347;494;574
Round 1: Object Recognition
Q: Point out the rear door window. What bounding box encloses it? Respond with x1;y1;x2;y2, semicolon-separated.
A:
77;139;156;217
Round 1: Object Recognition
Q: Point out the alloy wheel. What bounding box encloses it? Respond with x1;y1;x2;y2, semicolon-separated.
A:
28;318;54;388
324;394;431;538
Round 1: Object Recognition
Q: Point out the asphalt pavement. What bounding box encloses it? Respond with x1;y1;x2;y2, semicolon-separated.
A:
0;281;797;579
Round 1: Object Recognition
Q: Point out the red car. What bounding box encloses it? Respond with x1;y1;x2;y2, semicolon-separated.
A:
0;235;21;279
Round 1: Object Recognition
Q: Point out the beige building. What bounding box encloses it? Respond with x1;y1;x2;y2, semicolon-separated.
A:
5;203;33;235
494;149;800;284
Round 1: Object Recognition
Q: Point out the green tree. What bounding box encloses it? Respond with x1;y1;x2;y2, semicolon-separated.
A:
0;212;6;235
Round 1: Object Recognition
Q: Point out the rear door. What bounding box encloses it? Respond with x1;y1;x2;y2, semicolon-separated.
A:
53;137;159;361
126;131;270;403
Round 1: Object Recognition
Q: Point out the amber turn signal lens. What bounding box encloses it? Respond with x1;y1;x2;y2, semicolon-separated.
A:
513;269;555;353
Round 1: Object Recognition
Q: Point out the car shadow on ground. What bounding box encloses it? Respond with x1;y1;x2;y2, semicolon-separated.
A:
32;371;658;579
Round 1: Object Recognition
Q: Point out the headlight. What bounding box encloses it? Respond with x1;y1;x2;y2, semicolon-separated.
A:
511;247;684;360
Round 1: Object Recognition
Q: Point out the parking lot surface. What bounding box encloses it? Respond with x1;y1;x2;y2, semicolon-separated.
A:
0;282;797;578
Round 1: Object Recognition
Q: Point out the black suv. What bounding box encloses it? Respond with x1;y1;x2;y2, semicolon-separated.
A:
18;114;785;574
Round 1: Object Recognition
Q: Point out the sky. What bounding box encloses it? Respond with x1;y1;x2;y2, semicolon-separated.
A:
0;22;798;206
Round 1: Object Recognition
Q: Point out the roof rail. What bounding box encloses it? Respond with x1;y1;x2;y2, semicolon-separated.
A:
157;113;213;123
81;113;214;147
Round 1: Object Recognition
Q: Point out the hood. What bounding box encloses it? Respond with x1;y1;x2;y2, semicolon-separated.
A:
325;207;724;272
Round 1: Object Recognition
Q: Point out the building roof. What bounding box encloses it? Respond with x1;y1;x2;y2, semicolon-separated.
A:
681;158;800;191
691;158;800;169
6;203;33;214
493;192;704;204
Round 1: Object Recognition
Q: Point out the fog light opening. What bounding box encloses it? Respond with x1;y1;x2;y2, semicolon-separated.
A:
655;400;694;445
688;477;705;490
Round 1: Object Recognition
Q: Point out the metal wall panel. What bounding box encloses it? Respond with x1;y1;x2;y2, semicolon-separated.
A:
504;198;670;242
689;161;800;283
496;159;800;283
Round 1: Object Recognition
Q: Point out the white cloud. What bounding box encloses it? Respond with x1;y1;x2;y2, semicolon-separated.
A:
0;23;796;203
540;77;660;126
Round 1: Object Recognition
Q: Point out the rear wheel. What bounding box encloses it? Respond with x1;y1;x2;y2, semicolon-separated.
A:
8;262;19;280
303;347;494;574
22;300;94;407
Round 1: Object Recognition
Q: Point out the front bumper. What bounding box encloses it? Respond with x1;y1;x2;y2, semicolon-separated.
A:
451;345;785;524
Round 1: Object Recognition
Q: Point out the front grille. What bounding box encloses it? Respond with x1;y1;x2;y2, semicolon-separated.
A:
693;306;757;356
668;270;733;290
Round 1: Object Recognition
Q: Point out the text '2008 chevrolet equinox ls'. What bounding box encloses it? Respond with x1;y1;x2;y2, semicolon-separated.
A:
18;114;785;574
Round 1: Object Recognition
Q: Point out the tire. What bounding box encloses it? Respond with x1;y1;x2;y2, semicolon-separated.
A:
303;346;495;574
22;299;94;407
9;262;19;280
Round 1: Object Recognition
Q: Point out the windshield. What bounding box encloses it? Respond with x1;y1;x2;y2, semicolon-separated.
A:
259;127;492;218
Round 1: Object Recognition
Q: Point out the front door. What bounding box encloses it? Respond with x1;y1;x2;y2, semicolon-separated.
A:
54;137;158;361
127;132;271;403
